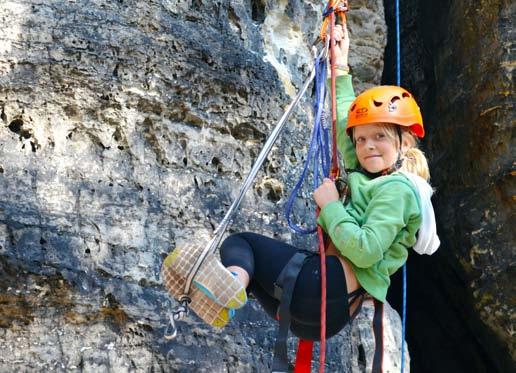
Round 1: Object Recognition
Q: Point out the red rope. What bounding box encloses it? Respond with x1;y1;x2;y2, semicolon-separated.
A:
320;5;348;372
317;9;341;373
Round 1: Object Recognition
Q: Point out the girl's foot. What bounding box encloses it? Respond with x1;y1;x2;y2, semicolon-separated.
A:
161;260;235;327
162;244;247;309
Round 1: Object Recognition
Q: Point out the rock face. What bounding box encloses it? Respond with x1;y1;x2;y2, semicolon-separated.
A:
0;0;513;372
0;0;393;372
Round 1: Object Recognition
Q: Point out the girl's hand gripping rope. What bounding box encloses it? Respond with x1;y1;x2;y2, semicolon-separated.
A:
314;178;340;209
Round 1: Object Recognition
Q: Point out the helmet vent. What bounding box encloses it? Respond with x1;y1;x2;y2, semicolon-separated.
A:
350;103;357;112
390;96;401;103
402;92;410;98
373;100;382;107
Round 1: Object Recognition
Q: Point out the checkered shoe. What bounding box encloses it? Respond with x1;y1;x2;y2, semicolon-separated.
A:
162;244;247;309
161;260;233;328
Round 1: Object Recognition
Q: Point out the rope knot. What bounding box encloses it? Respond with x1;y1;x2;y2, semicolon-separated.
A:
320;0;350;41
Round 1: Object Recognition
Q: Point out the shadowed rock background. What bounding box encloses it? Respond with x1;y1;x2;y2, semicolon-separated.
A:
0;0;513;372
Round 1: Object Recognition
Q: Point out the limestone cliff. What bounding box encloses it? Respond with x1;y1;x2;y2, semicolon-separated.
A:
0;0;390;371
0;0;513;372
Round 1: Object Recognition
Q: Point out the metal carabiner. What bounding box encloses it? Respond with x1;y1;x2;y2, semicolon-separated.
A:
163;297;190;341
164;313;178;340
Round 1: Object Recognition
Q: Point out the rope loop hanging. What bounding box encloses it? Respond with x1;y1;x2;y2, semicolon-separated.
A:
284;40;330;235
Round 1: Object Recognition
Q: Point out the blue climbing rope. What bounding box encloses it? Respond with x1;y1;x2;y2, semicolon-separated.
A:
396;1;408;372
396;0;401;87
284;50;331;234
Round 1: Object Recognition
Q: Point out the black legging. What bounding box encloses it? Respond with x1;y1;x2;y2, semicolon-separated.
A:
220;232;363;340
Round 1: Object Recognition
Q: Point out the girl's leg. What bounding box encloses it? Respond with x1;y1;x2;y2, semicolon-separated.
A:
220;232;360;339
289;254;354;339
326;243;360;292
220;232;305;295
220;232;297;320
220;232;299;291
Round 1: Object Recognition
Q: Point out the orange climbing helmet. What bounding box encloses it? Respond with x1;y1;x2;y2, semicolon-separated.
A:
347;85;425;138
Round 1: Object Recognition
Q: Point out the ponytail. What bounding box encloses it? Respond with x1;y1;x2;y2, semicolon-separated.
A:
401;147;430;181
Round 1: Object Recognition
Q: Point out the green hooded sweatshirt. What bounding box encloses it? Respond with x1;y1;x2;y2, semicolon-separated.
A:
317;75;422;302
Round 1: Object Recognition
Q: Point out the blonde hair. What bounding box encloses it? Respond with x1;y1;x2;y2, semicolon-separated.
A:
379;123;430;181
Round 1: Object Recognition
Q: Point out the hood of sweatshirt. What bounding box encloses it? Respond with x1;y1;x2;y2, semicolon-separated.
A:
399;172;440;255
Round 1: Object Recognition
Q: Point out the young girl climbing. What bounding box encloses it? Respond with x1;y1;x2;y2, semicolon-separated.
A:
162;21;439;346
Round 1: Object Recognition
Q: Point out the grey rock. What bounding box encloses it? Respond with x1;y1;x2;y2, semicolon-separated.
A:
0;0;391;372
350;300;410;373
4;0;513;372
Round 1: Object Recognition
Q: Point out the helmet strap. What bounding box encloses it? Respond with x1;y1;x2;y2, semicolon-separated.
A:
382;151;404;175
396;125;403;152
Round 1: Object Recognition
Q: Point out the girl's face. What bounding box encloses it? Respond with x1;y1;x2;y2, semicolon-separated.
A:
354;124;399;173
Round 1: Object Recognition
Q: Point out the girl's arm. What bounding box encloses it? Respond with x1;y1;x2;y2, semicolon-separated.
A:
331;23;358;169
317;180;419;268
335;76;357;169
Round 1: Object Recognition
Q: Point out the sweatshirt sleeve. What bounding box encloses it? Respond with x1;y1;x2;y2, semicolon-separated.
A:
333;75;358;169
317;181;418;268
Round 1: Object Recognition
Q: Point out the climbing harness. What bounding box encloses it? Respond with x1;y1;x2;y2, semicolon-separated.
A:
372;298;385;372
271;251;313;373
